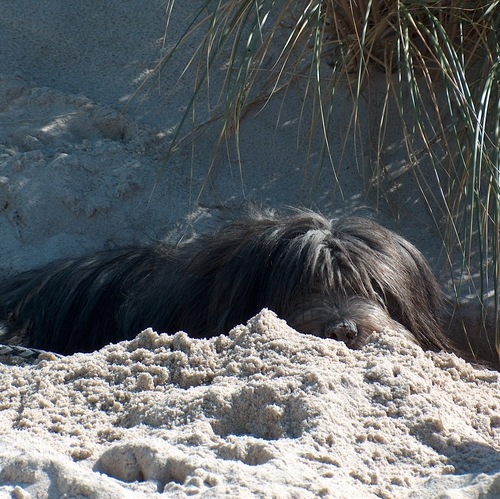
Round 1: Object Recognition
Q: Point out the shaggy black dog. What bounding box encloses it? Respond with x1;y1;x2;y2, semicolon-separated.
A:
0;210;453;355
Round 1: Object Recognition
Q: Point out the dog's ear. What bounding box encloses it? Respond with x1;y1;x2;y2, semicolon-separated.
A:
324;216;449;352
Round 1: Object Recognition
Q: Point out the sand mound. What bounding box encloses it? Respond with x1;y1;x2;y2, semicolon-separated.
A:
1;310;499;498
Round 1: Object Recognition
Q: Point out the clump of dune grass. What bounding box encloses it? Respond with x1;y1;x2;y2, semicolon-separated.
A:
143;0;500;358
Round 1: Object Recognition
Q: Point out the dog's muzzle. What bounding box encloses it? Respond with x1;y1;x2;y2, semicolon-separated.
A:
323;319;358;346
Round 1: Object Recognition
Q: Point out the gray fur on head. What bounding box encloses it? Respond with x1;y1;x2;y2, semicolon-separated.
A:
0;209;451;355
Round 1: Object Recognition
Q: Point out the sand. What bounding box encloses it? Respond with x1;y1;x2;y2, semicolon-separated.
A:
1;1;500;498
1;311;500;498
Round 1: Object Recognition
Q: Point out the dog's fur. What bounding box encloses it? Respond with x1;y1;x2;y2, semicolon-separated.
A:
0;210;455;356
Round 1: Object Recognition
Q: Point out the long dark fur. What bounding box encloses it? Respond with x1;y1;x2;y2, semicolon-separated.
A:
0;210;453;355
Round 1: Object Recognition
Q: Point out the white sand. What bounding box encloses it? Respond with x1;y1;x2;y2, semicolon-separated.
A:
1;310;500;498
1;2;500;498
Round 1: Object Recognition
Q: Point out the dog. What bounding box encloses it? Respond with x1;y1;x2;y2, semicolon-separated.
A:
0;209;456;356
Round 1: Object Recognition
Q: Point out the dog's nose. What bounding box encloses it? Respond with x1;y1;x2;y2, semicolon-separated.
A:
323;320;358;344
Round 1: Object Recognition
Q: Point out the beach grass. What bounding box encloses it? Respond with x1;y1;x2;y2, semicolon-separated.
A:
146;0;500;358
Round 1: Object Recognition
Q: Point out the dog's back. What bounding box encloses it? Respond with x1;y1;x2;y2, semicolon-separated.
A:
0;246;178;353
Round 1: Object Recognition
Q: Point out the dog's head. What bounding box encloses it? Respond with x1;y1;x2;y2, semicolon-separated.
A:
199;211;449;351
